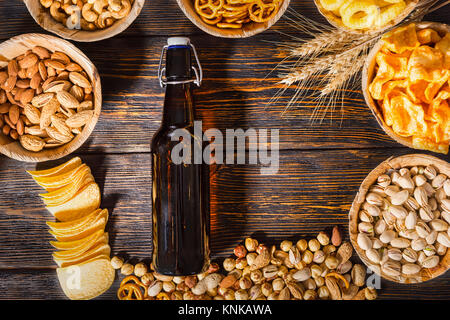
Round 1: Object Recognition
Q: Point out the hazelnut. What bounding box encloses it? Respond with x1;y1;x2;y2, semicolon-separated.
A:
235;257;248;269
223;258;236;272
110;256;124;269
280;240;293;252
317;231;330;246
134;262;148;277
308;239;321;252
325;256;339;269
296;239;308;251
256;244;268;255
245;238;258;252
141;273;154;286
302;250;314;265
246;252;257;266
120;262;134;276
234;244;247;258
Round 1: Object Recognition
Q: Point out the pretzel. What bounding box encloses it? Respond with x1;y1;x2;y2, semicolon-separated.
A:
325;272;350;289
195;0;225;19
248;0;278;23
193;0;282;29
117;275;148;300
118;283;144;300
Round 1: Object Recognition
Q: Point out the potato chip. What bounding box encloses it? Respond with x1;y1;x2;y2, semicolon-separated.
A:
417;28;442;45
50;229;105;252
27;157;82;178
435;33;450;69
382;23;420;54
49;215;107;242
46;208;104;234
320;0;347;11
46;182;101;222
412;136;449;154
57;257;115;300
53;243;111;268
52;232;108;261
408;45;448;83
32;164;89;190
41;172;94;207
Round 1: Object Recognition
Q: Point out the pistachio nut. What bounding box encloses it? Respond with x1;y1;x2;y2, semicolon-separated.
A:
387;248;402;261
381;260;401;277
391;190;409;206
402;263;421;275
357;233;372;250
422;255;440;268
379;230;396;244
402;248;418;263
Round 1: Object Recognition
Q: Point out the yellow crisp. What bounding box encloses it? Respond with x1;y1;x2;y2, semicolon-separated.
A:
369;23;450;154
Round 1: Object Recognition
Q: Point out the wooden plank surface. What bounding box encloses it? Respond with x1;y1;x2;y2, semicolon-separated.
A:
0;0;449;300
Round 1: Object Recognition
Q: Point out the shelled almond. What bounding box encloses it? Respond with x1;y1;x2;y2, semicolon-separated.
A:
0;46;94;152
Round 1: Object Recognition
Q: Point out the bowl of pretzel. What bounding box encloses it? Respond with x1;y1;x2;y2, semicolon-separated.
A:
177;0;290;38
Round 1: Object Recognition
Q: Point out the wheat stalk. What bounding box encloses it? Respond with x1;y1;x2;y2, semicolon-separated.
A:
271;0;446;124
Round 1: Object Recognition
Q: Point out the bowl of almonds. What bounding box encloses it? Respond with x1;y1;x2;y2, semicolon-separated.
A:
349;154;450;284
24;0;145;42
0;33;101;162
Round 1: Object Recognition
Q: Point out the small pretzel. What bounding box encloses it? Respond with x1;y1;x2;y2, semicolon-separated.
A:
248;0;279;23
118;275;148;300
117;283;144;300
217;22;242;28
195;0;225;19
325;272;350;289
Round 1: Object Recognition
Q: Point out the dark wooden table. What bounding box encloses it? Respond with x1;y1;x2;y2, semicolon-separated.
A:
0;0;449;300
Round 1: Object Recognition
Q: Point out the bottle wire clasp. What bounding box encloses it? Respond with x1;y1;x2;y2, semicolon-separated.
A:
158;41;203;88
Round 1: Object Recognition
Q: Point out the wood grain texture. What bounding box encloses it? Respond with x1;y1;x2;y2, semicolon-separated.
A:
0;150;449;299
0;0;449;300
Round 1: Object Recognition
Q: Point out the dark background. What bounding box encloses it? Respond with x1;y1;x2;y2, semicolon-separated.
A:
0;0;449;299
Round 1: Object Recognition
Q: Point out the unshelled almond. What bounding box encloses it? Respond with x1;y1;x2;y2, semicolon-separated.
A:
65;110;93;128
56;90;79;109
69;72;91;88
19;53;38;69
19;135;45;152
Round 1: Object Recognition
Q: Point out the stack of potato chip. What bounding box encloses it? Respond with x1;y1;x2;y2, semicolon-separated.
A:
28;157;114;300
369;23;450;154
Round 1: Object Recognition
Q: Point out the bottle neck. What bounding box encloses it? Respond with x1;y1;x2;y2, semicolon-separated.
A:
162;83;194;126
162;46;194;127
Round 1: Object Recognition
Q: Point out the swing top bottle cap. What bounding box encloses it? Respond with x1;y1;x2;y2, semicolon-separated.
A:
168;37;190;47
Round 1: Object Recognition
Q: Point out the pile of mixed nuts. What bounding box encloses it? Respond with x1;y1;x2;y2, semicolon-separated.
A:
356;164;450;282
40;0;133;31
0;46;94;151
112;228;377;300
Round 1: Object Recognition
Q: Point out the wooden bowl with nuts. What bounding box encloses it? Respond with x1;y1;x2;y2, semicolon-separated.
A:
349;154;450;284
24;0;145;42
362;22;450;154
176;0;291;38
0;33;101;162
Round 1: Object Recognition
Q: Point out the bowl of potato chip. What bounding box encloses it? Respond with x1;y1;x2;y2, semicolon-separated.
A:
315;0;418;34
177;0;290;38
363;22;450;154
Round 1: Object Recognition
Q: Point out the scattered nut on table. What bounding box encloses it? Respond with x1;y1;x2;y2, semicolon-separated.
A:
114;229;377;300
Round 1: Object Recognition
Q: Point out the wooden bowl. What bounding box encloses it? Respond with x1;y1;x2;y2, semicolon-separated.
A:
176;0;291;38
349;154;450;283
23;0;145;42
362;22;450;153
314;0;418;34
0;33;101;162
